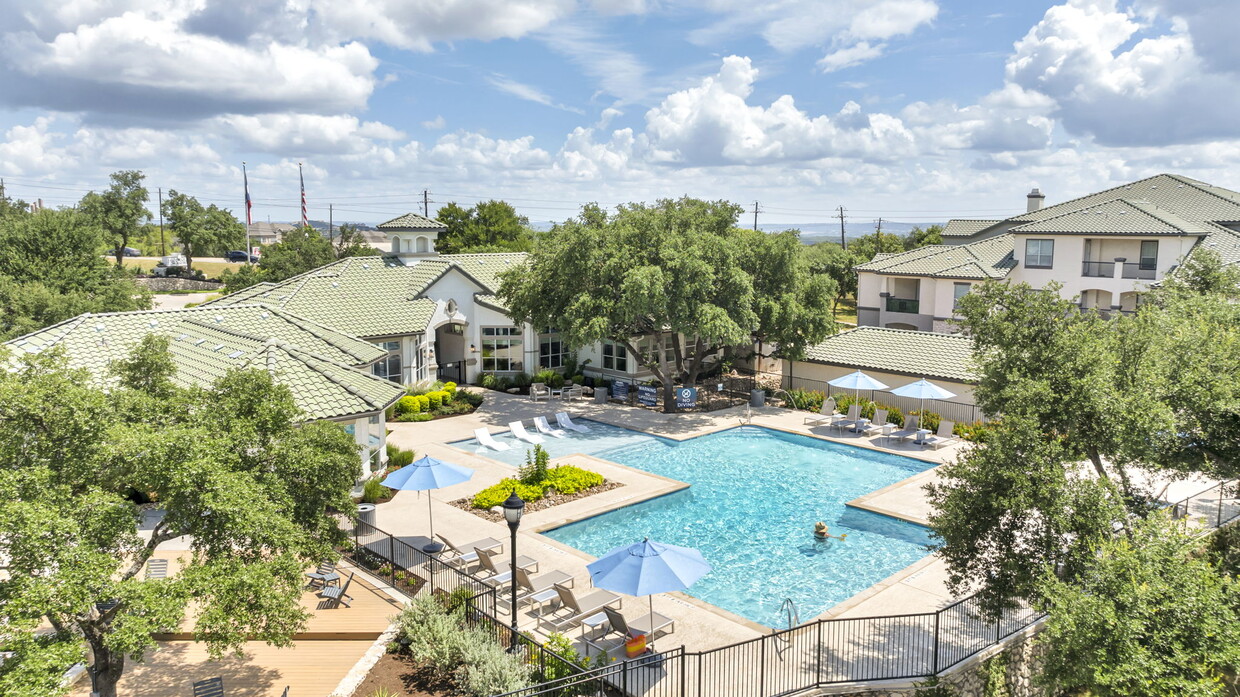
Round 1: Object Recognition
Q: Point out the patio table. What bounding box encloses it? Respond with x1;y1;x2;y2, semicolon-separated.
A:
882;423;895;447
851;417;870;434
915;428;931;445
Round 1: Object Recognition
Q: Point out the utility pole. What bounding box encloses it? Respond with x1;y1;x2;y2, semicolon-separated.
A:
158;187;166;256
753;201;759;231
0;178;5;202
329;204;334;245
423;189;430;217
837;205;847;250
875;217;883;235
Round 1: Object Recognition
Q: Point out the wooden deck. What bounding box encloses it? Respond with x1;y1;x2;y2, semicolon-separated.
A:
72;560;403;696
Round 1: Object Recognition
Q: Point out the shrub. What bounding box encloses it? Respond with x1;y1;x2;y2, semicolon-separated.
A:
519;445;550;485
395;595;531;697
572;374;585;385
510;372;531;388
444;586;476;615
471;479;544;510
427;392;444;410
394;395;420;416
386;443;415;468
533;368;564;389
378;563;393;577
408;412;434;423
443;381;457;397
785;388;825;413
544;465;604;495
455;390;484;408
562;355;579;380
393;570;407;584
908;409;941;432
399;596;468;672
479;373;499;390
361;476;393;503
456;627;533;696
954;420;991;442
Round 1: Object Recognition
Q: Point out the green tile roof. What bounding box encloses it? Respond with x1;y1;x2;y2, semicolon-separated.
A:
376;212;446;230
5;307;404;421
1010;198;1213;236
942;219;1003;238
853;234;1016;279
1012;174;1240;225
443;253;526;291
802;327;976;382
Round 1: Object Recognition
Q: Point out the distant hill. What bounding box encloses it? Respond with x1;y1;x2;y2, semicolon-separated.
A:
306;219;376;232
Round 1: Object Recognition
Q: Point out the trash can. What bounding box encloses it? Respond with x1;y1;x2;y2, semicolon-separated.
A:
750;389;765;408
356;503;376;534
594;389;609;404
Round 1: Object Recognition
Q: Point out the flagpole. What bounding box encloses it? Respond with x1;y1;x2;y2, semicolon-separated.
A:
299;162;308;228
242;162;251;258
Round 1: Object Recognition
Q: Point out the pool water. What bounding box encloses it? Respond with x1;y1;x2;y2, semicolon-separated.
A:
455;423;936;628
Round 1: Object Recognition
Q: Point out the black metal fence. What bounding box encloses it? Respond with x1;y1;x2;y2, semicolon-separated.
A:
599;374;757;413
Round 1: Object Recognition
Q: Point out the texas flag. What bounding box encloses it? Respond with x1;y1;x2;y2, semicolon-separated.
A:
242;163;253;225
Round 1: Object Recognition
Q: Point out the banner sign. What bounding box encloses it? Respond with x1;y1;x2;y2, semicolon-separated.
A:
612;381;630;399
637;384;658;406
675;386;698;409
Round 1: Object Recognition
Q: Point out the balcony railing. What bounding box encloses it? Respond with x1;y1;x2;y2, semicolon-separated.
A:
1081;261;1115;278
1122;263;1156;280
885;297;920;314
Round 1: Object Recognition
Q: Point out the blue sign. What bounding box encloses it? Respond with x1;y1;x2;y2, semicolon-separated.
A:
612;381;630;399
675;386;698;409
637;384;658;406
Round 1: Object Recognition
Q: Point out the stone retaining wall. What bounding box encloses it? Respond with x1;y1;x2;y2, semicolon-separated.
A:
135;277;223;292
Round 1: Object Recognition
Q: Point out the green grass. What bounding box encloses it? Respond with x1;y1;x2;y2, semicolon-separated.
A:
834;295;858;326
119;258;244;278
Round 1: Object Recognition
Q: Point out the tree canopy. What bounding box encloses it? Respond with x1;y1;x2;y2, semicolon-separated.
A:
79;171;150;268
160;190;245;271
498;198;836;411
222;224;377;294
436;200;535;254
0;208;150;340
0;338;360;697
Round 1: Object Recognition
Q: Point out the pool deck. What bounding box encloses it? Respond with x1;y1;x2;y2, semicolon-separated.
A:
382;388;972;653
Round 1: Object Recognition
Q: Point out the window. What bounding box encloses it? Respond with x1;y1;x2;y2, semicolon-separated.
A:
1024;239;1054;268
640;336;675;364
371;340;402;382
482;327;522;372
416;236;429;253
953;283;971;310
539;329;567;369
602;341;628;372
1139;240;1158;270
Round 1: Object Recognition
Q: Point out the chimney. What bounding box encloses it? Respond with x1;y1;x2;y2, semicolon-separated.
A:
1026;187;1045;213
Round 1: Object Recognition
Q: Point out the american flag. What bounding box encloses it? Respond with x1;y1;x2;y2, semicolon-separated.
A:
299;162;308;227
242;163;252;225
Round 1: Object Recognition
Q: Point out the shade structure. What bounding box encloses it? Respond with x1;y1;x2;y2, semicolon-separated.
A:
827;370;889;402
587;538;712;650
889;378;957;429
381;456;473;553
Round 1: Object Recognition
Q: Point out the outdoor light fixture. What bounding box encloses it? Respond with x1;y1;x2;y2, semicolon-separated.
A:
502;489;525;653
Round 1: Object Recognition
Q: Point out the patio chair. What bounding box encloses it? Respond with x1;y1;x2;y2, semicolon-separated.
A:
530;383;551;402
318;573;354;608
544;583;621;631
602;604;675;641
926;420;960;450
304;561;340;589
804;398;838;427
563;385;584;401
831;404;862;434
474;428;511;452
144;558;168;580
534;415;567;438
860;409;889;437
890;415;921;443
474;547;540;585
556;412;591;433
514;567;574;611
191;677;224;697
508;420;545;444
436;534;502;568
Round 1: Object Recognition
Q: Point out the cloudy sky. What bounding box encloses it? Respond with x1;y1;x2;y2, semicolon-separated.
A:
1;0;1238;227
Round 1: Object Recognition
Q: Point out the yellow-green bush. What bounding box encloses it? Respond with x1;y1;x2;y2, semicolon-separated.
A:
472;479;545;510
544;466;604;495
443;381;457;398
394;395;420;416
470;464;605;509
427;392;443;410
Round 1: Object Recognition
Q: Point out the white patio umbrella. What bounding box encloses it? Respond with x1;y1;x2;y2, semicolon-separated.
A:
827;370;889;402
889;378;957;424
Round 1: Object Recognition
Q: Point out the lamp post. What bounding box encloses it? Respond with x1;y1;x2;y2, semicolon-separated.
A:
501;489;525;653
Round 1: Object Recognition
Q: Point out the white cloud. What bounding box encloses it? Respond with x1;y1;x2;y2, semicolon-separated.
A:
310;0;576;52
421;116;447;130
537;22;652;103
0;118;72;176
819;41;885;72
486;75;585;114
214;115;406;155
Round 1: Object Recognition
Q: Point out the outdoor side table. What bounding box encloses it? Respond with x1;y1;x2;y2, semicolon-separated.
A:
915;428;931;445
852;418;870;434
882;423;895;447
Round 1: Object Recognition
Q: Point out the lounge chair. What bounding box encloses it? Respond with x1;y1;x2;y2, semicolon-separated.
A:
602;604;675;641
804;398;838;427
191;677;224;697
832;404;862;433
530;383;551;402
509;420;545;444
926;420;960;450
474;428;511;451
544;583;621;631
860;409;889;437
474;547;540;585
305;561;340;589
318;573;354;608
437;534;502;568
556;412;590;433
514;567;574;610
890;415;921;443
534;416;567;438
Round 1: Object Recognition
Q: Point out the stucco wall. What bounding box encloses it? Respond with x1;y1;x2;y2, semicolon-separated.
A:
1009;232;1198;306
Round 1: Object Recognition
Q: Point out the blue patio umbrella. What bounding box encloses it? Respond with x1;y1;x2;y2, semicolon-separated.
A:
381;455;473;553
889;378;957;428
827;370;890;402
587;538;712;649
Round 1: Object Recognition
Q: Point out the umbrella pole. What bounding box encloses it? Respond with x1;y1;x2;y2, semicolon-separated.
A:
427;492;434;542
648;594;655;652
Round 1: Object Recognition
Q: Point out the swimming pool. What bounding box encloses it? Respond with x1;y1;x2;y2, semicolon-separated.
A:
455;423;936;628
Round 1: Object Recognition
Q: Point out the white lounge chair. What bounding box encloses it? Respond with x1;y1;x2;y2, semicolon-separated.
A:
530;382;550;402
890;415;921;443
926;420;960;450
832;404;862;433
534;416;567;438
474;428;511;451
804;398;838;427
555;412;590;433
508;420;545;444
860;409;889;437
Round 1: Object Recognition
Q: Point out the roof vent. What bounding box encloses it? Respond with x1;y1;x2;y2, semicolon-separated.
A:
214;315;224;323
1151;185;1158;189
362;263;370;269
194;338;207;346
260;311;270;319
148;319;158;328
213;344;225;352
228;350;244;359
95;323;106;332
331;281;340;288
176;333;188;341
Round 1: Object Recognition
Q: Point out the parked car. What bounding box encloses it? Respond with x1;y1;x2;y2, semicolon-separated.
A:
225;250;259;263
111;247;141;257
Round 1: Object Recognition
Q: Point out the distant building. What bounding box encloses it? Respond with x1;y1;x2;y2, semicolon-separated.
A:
246;221;296;246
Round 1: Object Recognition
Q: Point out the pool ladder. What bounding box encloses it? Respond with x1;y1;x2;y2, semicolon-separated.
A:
773;598;800;658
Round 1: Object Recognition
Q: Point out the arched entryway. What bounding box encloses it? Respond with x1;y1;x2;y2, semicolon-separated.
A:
434;321;467;383
1080;289;1114;318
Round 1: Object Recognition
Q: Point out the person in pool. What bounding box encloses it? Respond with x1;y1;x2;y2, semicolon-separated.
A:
814;521;847;541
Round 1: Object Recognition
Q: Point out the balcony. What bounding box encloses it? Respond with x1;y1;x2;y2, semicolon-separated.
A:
885;297;920;314
1081;261;1115;278
1122;263;1156;280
